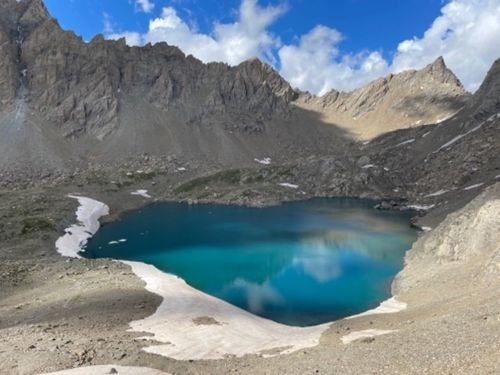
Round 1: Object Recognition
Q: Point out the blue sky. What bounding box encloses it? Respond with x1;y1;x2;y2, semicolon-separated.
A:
45;0;442;61
43;0;500;94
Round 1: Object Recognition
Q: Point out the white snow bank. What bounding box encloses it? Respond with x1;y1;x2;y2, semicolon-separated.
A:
254;157;272;165
108;239;127;245
131;189;152;199
346;297;407;320
396;139;415;147
55;195;109;258
463;183;484;191
434;122;484;153
361;164;375;169
125;261;330;361
407;204;435;211
177;167;187;172
341;329;397;344
434;109;462;125
279;183;299;189
425;189;449;198
41;365;170;375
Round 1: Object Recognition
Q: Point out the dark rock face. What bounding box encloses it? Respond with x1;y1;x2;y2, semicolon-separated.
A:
467;58;500;120
7;2;296;139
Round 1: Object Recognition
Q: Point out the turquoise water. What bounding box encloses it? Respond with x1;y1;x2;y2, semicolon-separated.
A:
83;199;417;326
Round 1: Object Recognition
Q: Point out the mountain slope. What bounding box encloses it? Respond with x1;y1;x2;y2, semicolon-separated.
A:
0;0;352;172
360;57;500;211
295;57;469;140
0;0;481;178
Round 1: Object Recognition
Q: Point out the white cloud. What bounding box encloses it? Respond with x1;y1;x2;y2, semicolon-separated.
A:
278;26;389;94
135;0;154;13
391;0;500;92
103;12;113;34
106;0;500;94
109;0;285;66
280;0;500;94
107;31;142;46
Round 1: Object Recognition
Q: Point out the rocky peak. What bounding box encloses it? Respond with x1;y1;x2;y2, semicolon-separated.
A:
16;0;51;33
295;58;469;139
467;58;500;119
234;58;297;102
421;56;465;88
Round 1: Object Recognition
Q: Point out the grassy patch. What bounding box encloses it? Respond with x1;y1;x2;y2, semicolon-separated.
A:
175;169;241;194
243;174;265;184
21;217;55;235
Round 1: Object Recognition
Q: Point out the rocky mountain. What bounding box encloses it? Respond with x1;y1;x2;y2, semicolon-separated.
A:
0;0;341;172
360;57;500;212
296;57;469;140
0;0;473;177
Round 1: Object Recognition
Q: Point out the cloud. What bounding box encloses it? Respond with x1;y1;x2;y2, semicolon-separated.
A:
392;0;500;92
106;0;500;94
103;12;113;34
278;26;389;94
107;31;142;46
279;0;500;94
108;0;285;66
135;0;154;13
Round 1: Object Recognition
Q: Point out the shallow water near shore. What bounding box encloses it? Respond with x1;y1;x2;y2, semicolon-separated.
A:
83;199;417;326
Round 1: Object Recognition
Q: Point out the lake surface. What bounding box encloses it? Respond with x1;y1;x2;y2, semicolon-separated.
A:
83;199;417;326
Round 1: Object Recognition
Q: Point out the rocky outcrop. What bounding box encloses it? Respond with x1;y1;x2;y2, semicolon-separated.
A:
466;58;500;121
0;26;17;110
296;57;469;139
395;183;500;301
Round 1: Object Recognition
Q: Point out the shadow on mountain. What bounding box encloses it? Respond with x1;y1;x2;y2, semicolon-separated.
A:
391;94;468;118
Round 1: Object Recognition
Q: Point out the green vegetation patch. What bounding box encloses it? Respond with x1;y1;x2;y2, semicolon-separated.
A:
175;169;241;194
21;217;56;235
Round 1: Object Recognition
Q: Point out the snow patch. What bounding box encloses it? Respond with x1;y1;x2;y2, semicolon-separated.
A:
254;157;272;165
177;167;187;172
341;329;397;344
346;297;407;320
131;190;152;199
407;204;435;211
425;189;448;198
279;183;299;189
434;122;484;153
108;239;127;245
361;164;375;169
463;183;484;191
434;109;462;125
396;139;415;147
125;261;329;361
55;196;109;258
422;131;431;138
